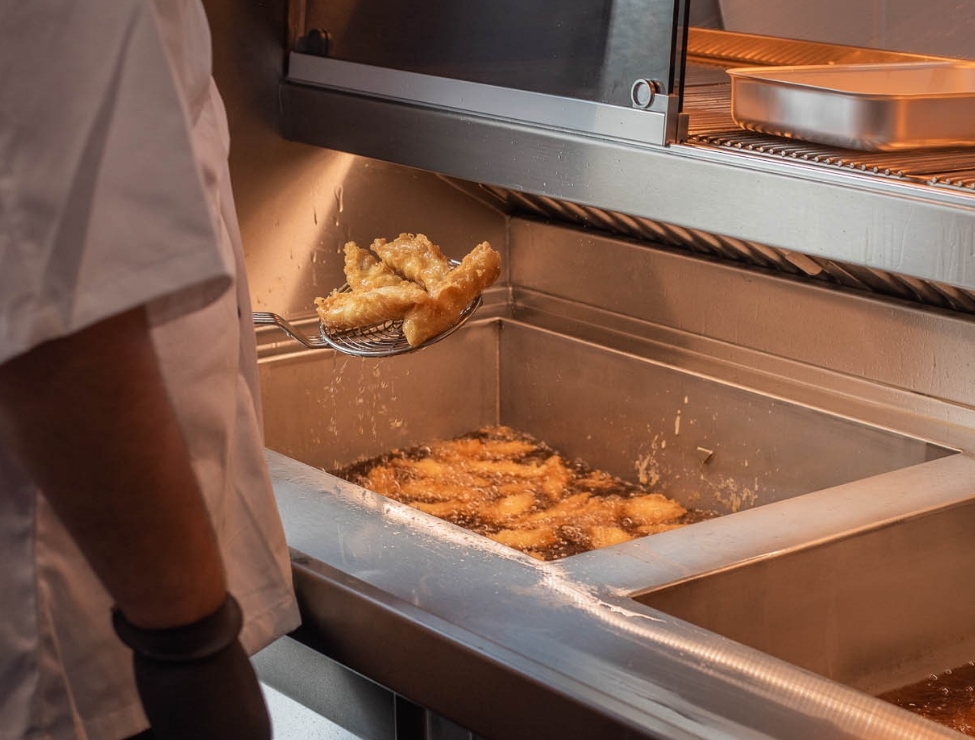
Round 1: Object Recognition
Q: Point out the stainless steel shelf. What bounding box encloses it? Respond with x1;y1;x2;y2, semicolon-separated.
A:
282;67;975;293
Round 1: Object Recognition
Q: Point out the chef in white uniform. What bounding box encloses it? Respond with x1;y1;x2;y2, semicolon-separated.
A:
0;1;300;738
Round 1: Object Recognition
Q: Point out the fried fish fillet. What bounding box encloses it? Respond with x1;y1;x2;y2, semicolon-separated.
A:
620;495;687;525
342;241;403;290
476;492;537;525
315;282;429;331
486;526;559;552
588;525;637;549
315;234;500;346
315;241;423;330
402;242;501;346
371;233;453;290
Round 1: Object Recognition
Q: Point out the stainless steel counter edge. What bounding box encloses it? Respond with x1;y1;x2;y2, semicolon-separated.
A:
267;449;968;740
281;79;975;292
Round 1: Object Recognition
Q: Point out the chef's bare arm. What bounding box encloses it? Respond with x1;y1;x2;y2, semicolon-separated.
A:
0;305;226;630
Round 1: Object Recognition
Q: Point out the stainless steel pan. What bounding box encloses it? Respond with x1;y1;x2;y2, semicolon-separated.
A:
728;62;975;151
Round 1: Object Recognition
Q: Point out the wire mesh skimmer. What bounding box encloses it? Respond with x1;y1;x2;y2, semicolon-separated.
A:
252;294;482;358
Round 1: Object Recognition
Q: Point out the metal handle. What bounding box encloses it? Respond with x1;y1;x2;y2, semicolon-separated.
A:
252;312;328;349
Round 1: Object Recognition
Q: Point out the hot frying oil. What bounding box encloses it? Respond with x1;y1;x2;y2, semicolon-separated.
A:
879;662;975;737
332;425;716;560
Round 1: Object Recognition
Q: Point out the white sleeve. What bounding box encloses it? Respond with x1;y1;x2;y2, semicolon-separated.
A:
0;0;233;365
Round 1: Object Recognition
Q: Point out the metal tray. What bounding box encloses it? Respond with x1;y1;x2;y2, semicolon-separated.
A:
727;62;975;151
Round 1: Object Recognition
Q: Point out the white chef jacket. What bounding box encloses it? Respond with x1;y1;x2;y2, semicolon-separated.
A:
0;1;301;738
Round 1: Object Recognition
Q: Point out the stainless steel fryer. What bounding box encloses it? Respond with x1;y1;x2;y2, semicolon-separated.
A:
206;1;975;738
260;296;952;518
256;219;975;740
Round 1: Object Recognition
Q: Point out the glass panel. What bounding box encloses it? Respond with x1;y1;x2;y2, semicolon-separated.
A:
295;0;689;106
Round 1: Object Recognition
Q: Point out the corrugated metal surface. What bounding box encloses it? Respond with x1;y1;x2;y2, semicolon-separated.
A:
461;180;975;313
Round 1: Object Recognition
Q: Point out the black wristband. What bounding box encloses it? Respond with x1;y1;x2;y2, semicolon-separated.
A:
112;594;243;663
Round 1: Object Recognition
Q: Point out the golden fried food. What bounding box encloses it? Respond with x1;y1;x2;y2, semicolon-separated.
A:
371;233;453;290
521;492;594;527
588;525;636;549
453;438;538;459
342;241;404;290
476;492;537;525
487;526;559;552
314;234;501;347
332;426;713;561
413;500;479;518
315;282;429;331
621;495;688;525
402;242;502;346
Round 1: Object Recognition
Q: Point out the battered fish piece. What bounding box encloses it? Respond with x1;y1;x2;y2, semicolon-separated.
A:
315;234;500;347
621;494;687;525
342;241;404;290
487;526;559;552
588;525;636;549
371;233;453;290
413;500;478;518
433;436;538;462
314;241;422;329
402;242;502;346
531;492;593;523
476;492;537;525
315;282;429;331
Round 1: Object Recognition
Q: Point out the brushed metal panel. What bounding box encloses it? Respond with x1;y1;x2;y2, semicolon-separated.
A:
497;325;949;512
254;636;394;740
508;219;975;417
295;0;689;105
287;53;677;146
259;321;500;472
636;497;975;695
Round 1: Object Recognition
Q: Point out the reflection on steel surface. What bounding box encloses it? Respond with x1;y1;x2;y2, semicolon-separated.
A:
637;494;975;698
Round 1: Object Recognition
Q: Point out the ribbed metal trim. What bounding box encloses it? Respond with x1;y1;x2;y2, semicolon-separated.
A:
470;183;975;314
